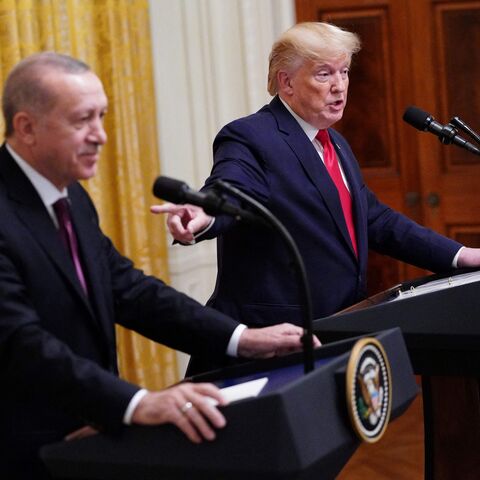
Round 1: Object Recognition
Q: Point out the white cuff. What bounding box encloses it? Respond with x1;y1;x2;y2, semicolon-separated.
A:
178;219;215;245
123;388;149;425
189;217;215;244
452;246;464;268
226;324;247;357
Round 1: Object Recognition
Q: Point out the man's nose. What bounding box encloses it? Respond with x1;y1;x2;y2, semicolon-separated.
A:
88;119;107;145
331;72;347;91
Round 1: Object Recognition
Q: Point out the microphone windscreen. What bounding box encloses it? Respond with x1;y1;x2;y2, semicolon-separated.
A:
402;106;430;130
152;176;186;203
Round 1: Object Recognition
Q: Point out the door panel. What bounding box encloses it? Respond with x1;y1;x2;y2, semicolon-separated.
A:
416;2;480;238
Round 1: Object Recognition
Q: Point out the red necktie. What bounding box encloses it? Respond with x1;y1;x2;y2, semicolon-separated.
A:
53;198;89;295
316;129;358;257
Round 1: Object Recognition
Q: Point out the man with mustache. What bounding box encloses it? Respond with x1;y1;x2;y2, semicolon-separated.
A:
153;22;480;374
0;51;310;479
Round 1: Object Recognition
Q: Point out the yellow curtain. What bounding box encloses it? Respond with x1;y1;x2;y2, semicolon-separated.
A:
0;0;178;390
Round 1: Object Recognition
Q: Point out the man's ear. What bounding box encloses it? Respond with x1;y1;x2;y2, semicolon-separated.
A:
277;70;294;96
12;111;37;146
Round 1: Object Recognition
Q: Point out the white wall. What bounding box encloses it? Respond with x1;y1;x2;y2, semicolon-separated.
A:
148;0;295;376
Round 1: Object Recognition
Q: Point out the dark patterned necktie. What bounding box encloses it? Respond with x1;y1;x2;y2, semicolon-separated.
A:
316;129;358;257
53;198;88;295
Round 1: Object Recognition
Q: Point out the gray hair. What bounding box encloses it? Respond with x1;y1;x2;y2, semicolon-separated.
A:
2;52;90;137
268;22;361;96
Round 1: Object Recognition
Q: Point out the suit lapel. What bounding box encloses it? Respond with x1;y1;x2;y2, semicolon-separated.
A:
0;150;92;306
269;97;358;259
17;200;93;306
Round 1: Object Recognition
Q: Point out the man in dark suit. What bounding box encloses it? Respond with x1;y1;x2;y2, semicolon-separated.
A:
0;52;308;479
152;22;480;371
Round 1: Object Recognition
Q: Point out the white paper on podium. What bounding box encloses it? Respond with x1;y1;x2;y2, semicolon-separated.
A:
205;377;269;406
220;377;268;403
394;270;480;300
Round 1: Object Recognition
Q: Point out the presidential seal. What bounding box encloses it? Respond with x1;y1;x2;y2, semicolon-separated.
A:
346;337;392;443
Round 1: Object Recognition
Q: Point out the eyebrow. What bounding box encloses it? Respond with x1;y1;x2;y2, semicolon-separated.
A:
315;62;350;70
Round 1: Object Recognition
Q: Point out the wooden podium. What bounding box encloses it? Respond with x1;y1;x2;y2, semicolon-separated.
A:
313;268;480;480
41;329;417;480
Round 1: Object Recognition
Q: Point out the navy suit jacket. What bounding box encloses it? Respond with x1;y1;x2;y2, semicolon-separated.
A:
0;144;239;476
197;96;461;327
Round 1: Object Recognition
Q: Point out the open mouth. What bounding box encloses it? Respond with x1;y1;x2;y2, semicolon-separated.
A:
326;100;344;112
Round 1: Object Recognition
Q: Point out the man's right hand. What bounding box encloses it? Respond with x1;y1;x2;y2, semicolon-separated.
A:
238;323;321;359
131;382;227;443
150;203;212;243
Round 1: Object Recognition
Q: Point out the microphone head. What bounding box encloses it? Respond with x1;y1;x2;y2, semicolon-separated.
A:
402;106;432;131
152;176;187;203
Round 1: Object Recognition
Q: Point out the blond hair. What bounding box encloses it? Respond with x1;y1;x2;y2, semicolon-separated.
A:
268;22;361;95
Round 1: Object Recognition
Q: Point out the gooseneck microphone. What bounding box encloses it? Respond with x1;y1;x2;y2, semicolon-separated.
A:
402;106;480;155
214;179;316;374
152;176;266;226
152;175;316;374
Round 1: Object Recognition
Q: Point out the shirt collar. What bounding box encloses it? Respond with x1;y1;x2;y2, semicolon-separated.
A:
278;97;319;142
6;142;68;208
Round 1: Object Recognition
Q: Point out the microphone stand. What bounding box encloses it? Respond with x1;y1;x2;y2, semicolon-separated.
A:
449;116;480;146
214;180;315;374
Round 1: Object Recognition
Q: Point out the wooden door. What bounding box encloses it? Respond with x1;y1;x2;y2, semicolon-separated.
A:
296;0;480;295
411;1;480;247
